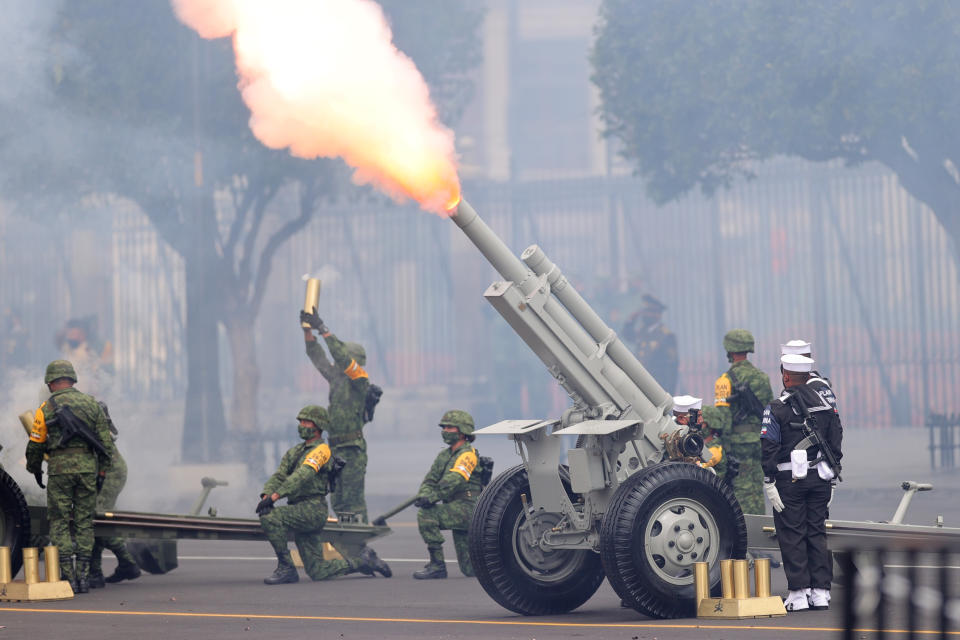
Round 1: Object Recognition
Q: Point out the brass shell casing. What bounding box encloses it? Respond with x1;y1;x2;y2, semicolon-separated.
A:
0;546;11;583
754;557;772;598
44;546;60;583
18;411;33;436
301;278;322;328
693;561;710;605
23;548;40;585
719;558;734;599
733;559;751;599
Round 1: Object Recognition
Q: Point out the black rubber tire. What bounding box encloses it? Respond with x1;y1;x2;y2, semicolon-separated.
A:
0;467;31;578
600;462;747;619
468;464;605;615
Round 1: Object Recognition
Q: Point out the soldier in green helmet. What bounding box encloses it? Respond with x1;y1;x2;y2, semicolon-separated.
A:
26;360;115;593
412;410;484;580
701;330;774;515
256;405;391;584
299;308;372;523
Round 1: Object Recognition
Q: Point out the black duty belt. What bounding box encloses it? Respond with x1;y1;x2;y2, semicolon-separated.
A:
329;430;364;446
731;424;758;434
447;490;476;502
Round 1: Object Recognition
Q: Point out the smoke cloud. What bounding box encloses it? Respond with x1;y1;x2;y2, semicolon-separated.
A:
171;0;461;214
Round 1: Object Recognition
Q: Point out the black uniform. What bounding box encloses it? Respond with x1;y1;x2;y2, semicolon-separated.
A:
760;381;842;591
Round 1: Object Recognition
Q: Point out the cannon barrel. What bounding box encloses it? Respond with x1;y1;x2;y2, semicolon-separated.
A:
449;198;674;438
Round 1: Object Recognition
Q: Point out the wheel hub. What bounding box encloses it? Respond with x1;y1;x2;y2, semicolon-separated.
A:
643;498;720;586
512;511;583;583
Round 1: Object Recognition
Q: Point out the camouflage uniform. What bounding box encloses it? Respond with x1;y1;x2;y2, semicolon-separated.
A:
305;333;370;523
415;410;482;578
25;361;114;590
701;332;773;515
261;440;361;580
91;446;140;584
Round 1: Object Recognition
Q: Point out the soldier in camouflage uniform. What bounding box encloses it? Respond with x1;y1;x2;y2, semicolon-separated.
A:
412;410;482;580
257;405;391;584
300;308;370;523
701;330;773;515
90;439;142;588
25;360;115;593
623;294;678;394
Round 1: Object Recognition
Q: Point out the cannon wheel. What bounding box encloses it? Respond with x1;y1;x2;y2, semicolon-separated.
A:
468;464;605;615
0;467;31;578
600;462;746;619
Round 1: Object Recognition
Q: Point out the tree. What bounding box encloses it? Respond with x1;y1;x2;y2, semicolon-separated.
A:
7;1;483;462
591;0;960;262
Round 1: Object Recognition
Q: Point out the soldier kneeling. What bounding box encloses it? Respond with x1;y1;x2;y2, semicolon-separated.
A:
413;410;483;580
257;405;391;584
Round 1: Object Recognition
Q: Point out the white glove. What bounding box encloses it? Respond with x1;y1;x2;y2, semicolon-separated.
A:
827;484;835;508
764;482;785;513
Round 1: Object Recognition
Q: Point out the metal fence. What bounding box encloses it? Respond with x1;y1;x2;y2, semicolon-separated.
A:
2;159;958;432
927;413;960;470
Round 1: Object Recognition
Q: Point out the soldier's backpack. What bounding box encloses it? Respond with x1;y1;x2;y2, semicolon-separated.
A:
362;384;383;423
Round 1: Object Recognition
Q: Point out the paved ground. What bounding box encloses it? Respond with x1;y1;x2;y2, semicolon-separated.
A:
1;520;957;640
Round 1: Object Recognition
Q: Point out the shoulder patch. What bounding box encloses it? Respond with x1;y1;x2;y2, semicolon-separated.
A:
30;406;48;443
449;449;478;481
302;443;332;472
344;359;368;381
714;373;732;407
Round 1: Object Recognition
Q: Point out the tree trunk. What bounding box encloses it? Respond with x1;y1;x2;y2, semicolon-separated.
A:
223;311;261;470
180;255;228;463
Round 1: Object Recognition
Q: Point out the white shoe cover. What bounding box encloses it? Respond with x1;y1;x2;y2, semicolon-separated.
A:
809;588;830;609
784;589;810;611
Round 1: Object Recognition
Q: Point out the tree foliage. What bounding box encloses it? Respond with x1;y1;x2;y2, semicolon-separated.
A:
592;0;960;257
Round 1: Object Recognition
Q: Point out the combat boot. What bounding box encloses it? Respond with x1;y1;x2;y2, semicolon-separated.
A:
75;557;91;594
88;565;106;589
104;560;142;583
264;553;299;585
413;548;447;580
60;556;79;594
357;547;392;578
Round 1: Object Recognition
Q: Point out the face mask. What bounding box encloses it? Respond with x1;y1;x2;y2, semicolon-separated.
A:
441;431;461;446
298;425;317;440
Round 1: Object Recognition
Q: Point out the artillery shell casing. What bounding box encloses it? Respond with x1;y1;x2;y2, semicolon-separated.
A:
733;559;750;599
754;557;772;598
720;558;734;599
22;547;39;584
0;547;11;583
301;278;321;328
44;546;59;583
693;561;709;605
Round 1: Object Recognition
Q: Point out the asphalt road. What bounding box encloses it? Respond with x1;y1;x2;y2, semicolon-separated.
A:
4;519;956;640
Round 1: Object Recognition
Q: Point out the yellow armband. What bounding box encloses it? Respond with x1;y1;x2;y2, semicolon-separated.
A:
450;450;478;480
344;359;368;381
30;405;48;443
714;373;732;407
302;443;331;472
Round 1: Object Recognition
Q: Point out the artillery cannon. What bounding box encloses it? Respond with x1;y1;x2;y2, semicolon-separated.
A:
450;198;746;618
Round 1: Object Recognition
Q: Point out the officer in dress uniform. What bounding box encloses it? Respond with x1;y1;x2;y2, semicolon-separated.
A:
781;339;834;391
761;354;843;612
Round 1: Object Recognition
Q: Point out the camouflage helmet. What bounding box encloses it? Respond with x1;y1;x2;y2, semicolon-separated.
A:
296;405;328;429
723;329;755;354
44;359;77;384
345;342;366;366
438;409;475;435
